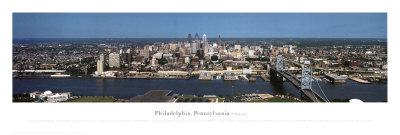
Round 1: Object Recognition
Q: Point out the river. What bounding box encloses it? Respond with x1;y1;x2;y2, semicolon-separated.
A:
13;77;387;102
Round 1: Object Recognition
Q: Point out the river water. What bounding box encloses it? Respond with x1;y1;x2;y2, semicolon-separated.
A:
13;77;387;102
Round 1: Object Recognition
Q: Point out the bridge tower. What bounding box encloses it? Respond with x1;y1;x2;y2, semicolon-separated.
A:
301;66;312;90
275;55;284;71
269;55;285;95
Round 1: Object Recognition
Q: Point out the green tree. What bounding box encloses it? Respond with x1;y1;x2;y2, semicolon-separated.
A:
158;57;168;65
211;55;218;61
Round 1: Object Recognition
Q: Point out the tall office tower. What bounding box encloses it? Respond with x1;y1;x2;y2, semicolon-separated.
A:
191;42;198;54
126;49;132;65
194;33;200;41
121;49;127;64
202;33;207;44
109;52;120;68
96;54;104;75
192;33;201;55
202;34;208;55
217;35;222;46
217;34;225;54
187;33;192;43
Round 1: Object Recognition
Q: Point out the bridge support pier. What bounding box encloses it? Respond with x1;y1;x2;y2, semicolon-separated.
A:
269;68;285;95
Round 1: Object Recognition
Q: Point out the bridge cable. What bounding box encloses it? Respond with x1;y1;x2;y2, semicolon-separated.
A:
306;79;319;102
314;78;330;102
311;88;319;102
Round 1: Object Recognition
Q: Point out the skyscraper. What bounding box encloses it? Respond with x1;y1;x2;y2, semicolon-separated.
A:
191;42;198;54
96;54;104;75
109;52;120;68
202;34;207;44
192;33;200;54
202;34;208;55
217;34;222;46
194;33;200;41
126;49;132;65
217;34;225;54
187;33;192;43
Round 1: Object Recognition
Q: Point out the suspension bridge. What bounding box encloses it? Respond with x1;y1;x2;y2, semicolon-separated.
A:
268;55;329;102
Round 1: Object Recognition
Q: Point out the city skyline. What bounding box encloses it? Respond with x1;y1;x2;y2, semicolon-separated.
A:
13;13;387;39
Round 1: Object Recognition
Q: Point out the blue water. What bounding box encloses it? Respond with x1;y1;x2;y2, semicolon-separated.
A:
13;77;387;102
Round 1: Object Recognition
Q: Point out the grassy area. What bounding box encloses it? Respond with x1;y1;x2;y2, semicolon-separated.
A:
176;97;211;102
67;96;115;102
266;97;301;102
13;93;35;102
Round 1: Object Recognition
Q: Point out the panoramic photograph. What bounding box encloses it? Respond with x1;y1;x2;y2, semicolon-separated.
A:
12;13;387;103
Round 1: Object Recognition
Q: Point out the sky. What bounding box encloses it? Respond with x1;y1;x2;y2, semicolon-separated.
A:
12;13;387;38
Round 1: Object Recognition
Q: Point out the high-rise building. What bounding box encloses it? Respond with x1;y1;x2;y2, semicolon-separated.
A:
187;33;192;43
194;33;200;41
96;54;104;75
126;49;132;65
192;33;201;55
234;45;241;50
289;45;295;54
191;42;198;54
202;34;207;44
202;34;208;55
109;52;120;68
216;34;225;54
217;35;222;46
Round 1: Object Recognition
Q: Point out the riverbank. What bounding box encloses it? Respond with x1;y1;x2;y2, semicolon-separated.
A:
66;96;116;102
13;91;302;103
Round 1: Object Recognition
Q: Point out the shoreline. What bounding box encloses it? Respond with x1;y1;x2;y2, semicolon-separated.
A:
13;90;303;103
349;77;372;84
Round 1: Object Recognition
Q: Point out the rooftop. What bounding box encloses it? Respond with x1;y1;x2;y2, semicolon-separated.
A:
129;90;176;102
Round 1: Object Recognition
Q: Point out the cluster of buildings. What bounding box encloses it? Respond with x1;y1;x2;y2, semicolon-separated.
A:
29;91;71;103
92;33;276;78
294;45;387;71
13;43;98;72
13;35;387;83
290;45;387;82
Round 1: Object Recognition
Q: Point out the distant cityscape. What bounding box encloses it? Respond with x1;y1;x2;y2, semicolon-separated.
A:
12;35;387;103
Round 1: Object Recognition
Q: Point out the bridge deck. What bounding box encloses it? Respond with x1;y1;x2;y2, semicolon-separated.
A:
271;68;327;102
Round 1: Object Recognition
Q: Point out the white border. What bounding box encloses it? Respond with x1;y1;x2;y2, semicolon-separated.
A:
1;0;399;135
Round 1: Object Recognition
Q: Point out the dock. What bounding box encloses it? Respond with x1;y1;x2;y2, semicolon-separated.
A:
349;77;371;84
324;73;347;84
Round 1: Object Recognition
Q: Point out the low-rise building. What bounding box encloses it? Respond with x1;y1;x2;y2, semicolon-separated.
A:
31;90;71;102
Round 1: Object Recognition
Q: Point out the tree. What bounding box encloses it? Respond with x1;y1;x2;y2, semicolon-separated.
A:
211;55;218;61
157;57;168;65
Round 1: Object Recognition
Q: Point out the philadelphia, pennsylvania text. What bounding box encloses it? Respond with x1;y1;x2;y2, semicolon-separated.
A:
154;110;241;117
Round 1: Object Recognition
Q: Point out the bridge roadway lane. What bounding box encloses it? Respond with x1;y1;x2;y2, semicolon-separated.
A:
272;68;326;102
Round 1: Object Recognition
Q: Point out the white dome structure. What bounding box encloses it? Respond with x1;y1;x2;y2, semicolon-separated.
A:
43;91;52;95
349;99;363;103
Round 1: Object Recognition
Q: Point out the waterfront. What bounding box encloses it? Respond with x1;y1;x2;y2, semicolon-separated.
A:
13;77;387;102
